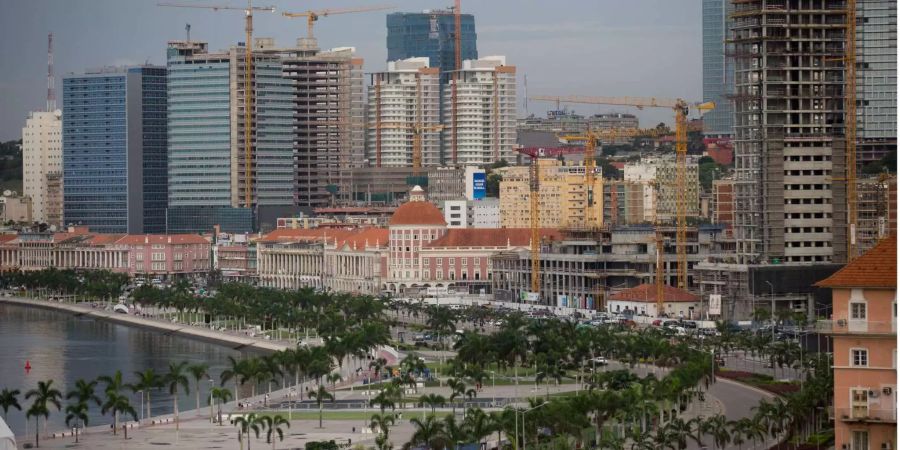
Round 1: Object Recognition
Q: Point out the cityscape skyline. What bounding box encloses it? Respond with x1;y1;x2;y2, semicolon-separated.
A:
0;0;702;141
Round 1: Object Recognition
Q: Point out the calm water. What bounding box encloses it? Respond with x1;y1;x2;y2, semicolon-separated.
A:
0;303;256;437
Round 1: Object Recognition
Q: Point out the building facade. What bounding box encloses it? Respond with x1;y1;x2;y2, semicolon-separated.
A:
817;236;896;450
386;10;477;84
499;159;604;229
367;58;442;167
442;57;517;165
701;0;735;137
730;0;848;264
22;110;62;225
62;66;167;234
856;0;897;165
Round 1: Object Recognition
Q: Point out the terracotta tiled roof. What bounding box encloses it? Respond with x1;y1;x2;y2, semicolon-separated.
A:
115;234;210;245
424;228;562;248
610;284;700;303
333;228;389;249
816;235;896;288
0;234;17;244
388;201;446;226
87;234;125;245
257;228;356;244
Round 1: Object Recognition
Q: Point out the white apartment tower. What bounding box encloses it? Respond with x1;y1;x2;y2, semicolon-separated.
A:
22;110;62;224
442;56;517;165
367;58;442;167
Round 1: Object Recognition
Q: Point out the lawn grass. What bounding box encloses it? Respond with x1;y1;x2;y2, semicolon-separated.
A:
254;410;454;421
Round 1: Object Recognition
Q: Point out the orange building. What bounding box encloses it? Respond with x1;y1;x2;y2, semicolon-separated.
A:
817;235;897;450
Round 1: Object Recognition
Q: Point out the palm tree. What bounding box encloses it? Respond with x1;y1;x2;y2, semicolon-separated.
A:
64;401;89;443
664;417;693;450
309;384;334;429
406;414;448;450
165;361;191;430
99;390;137;436
260;414;290;450
705;414;731;450
130;368;163;421
370;412;395;450
210;387;233;425
24;380;63;448
221;355;247;403
232;412;263;450
67;379;102;408
447;378;466;416
463;407;494;447
188;362;210;411
417;393;446;415
0;388;22;422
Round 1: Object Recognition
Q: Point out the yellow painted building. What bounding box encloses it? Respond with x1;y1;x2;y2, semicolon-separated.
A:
499;159;604;229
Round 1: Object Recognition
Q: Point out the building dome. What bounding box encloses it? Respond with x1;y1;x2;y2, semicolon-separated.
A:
389;201;446;226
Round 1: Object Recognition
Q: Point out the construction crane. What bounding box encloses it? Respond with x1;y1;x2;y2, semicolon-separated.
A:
282;5;395;40
159;1;276;209
556;130;601;230
531;95;714;290
515;147;555;297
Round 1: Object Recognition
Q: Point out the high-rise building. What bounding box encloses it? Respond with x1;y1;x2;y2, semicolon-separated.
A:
499;159;603;229
166;39;296;233
442;56;517;165
386;10;477;83
701;0;735;137
367;58;442;167
730;0;848;264
856;0;897;165
62;66;167;234
283;44;365;209
22;110;61;224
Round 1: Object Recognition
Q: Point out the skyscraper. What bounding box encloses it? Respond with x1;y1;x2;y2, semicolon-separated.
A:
367;58;442;167
856;0;897;165
386;10;477;81
166;39;296;233
701;0;735;138
730;0;848;264
22;110;61;225
62;66;167;234
441;56;517;165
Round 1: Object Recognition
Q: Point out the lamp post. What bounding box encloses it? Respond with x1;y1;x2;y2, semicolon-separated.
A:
207;379;215;423
764;280;776;377
138;390;144;423
521;402;550;450
288;387;296;421
489;371;496;407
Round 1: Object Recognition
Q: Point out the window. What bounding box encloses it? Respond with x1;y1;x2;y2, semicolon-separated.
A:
850;302;867;320
851;348;868;367
851;430;868;450
423;259;429;267
851;390;869;420
135;252;143;261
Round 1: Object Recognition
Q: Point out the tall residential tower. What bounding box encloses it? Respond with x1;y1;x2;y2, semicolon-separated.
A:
701;0;735;137
386;10;477;83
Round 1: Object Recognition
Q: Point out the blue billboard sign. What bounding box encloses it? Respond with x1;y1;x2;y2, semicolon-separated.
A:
472;172;486;199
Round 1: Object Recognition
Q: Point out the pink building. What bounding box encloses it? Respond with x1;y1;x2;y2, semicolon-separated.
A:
386;186;448;291
817;235;896;450
119;234;211;279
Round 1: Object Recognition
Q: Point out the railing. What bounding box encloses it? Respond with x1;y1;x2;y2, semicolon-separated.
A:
834;407;897;424
817;319;896;335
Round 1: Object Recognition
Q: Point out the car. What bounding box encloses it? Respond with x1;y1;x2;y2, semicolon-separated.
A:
663;320;680;328
652;319;662;326
681;321;698;329
592;356;609;365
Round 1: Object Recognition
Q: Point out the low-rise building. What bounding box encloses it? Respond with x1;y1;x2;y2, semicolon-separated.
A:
0;195;32;223
499;159;603;229
608;283;701;319
441;198;501;229
816;236;896;450
323;228;389;295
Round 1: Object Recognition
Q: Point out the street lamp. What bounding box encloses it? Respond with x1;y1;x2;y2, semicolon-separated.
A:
288;387;296;421
489;371;496;407
520;402;550;450
207;378;215;423
137;390;144;423
764;280;776;377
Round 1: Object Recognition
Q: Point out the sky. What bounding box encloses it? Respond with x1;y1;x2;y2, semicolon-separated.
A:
0;0;702;141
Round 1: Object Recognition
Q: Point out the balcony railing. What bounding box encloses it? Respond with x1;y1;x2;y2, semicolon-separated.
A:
816;319;896;335
834;407;897;424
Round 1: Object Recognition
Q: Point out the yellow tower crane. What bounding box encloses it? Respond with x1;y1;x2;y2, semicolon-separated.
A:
282;5;395;40
532;95;714;290
159;1;276;209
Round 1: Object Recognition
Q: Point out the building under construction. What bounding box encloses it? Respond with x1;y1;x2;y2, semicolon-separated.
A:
730;0;849;264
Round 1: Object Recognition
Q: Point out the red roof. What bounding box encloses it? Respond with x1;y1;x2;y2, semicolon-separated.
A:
424;228;562;248
334;228;389;249
610;284;700;303
0;234;17;244
115;234;209;245
817;235;897;288
257;228;356;244
388;201;446;226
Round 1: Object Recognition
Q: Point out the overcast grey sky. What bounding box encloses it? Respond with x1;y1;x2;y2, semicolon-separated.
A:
0;1;702;141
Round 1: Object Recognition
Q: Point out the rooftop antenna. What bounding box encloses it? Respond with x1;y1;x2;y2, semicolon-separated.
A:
185;23;191;42
524;74;528;115
47;33;56;112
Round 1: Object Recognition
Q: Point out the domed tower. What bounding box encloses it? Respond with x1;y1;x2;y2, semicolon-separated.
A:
387;186;447;289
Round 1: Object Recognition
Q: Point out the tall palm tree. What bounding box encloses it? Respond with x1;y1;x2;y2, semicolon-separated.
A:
165;361;191;430
405;414;448;450
463;407;494;447
260;414;290;450
447;378;466;416
417;393;446;415
705;414;732;450
0;388;21;422
210;387;233;425
99;390;137;436
64;401;89;443
187;362;210;411
220;355;247;403
129;368;164;421
309;384;334;429
369;412;395;450
24;380;63;448
232;412;263;450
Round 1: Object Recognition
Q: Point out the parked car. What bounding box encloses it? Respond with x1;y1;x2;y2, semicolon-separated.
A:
651;319;663;326
592;356;609;366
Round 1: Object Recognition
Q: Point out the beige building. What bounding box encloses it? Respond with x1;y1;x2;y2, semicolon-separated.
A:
0;195;31;223
499;159;604;229
624;156;700;222
21;110;62;224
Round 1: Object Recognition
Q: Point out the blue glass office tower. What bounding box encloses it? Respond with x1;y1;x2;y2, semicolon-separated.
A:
701;0;734;137
62;66;167;234
387;11;477;81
